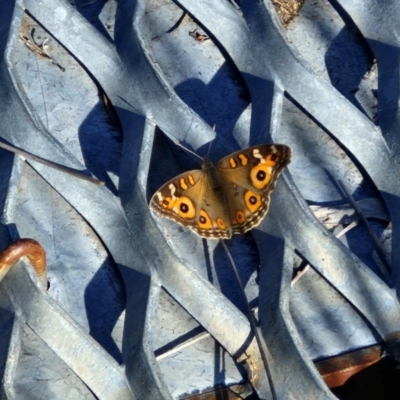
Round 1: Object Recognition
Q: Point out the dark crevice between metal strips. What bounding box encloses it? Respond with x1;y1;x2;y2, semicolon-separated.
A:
337;180;392;286
220;239;277;400
0;140;104;186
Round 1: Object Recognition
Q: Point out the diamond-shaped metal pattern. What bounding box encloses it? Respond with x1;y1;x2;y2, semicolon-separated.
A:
1;0;400;399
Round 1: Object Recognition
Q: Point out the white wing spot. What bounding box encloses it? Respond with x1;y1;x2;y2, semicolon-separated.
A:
253;149;262;158
253;148;266;164
168;183;175;193
169;183;177;199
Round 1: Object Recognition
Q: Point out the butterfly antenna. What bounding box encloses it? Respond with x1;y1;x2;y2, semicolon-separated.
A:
205;125;216;160
174;140;204;162
220;240;277;400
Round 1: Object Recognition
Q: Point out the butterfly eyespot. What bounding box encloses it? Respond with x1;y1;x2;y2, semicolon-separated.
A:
256;170;266;180
198;210;212;229
174;197;195;219
250;164;272;189
265;153;280;166
160;196;174;209
244;191;262;212
216;218;226;229
235;210;245;224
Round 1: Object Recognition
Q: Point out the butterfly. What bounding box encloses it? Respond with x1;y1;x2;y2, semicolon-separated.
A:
150;144;291;239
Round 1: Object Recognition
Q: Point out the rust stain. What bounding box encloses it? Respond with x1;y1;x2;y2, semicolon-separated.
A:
102;92;122;129
271;0;305;26
315;345;383;389
183;385;246;399
0;239;47;289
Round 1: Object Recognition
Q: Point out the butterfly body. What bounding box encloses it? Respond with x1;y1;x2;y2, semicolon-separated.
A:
150;144;291;239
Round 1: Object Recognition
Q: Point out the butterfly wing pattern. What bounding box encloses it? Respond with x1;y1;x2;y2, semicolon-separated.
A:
150;168;232;238
150;144;291;239
216;144;292;235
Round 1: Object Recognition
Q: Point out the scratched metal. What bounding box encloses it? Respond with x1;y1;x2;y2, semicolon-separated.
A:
1;0;400;399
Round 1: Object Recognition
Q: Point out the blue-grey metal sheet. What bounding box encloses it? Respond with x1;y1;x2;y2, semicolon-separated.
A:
1;0;400;399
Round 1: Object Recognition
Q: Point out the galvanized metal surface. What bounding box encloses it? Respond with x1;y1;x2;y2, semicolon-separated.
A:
1;0;400;399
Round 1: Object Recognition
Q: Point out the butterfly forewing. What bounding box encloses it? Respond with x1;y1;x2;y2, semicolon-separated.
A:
150;168;232;238
216;144;291;234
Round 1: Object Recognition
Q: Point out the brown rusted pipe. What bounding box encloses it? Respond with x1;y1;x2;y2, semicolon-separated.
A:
315;345;383;389
0;239;47;289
